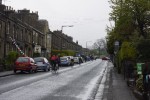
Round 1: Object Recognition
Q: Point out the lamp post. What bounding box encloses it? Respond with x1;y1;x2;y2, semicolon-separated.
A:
61;25;73;33
60;25;73;51
86;41;92;49
86;41;92;55
114;40;121;74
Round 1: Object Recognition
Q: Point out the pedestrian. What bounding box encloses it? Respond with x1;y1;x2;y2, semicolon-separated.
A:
71;58;74;66
84;56;87;62
79;57;82;65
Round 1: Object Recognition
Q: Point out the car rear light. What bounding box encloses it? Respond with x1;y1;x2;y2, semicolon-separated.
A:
15;62;19;65
28;63;32;67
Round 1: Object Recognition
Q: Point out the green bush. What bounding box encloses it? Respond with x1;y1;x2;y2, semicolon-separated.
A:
120;41;137;61
115;51;122;73
136;39;150;61
5;51;19;70
115;41;137;74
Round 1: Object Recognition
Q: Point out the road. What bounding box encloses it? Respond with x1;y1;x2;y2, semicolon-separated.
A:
0;59;109;100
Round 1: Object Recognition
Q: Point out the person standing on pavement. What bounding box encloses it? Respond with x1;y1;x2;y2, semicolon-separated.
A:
79;57;82;65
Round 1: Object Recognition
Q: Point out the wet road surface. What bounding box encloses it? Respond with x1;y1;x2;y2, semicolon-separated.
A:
0;59;108;100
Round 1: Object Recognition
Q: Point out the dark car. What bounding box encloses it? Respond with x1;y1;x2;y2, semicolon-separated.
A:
14;57;37;73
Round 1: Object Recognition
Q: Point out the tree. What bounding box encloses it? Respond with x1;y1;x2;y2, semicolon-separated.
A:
120;41;137;61
5;51;19;70
93;38;107;50
93;38;107;55
109;0;150;38
107;0;150;74
136;39;150;61
107;0;150;55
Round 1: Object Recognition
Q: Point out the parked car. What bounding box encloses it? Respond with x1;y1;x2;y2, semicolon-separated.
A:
60;57;71;66
14;57;37;73
102;56;110;61
64;56;74;66
73;57;79;64
86;56;91;61
63;56;74;65
34;57;51;72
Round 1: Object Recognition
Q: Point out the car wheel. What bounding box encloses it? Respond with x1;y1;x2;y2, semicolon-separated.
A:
29;69;32;73
48;67;50;71
34;69;37;73
44;68;47;72
14;70;17;73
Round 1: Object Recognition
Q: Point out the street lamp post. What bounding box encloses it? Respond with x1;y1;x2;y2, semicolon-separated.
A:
86;41;92;55
86;41;92;49
60;25;73;51
61;25;73;33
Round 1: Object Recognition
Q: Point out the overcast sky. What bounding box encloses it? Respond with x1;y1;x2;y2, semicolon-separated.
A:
4;0;111;48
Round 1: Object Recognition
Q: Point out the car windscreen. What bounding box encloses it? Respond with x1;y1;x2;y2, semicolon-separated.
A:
34;58;43;62
60;57;67;60
16;57;29;63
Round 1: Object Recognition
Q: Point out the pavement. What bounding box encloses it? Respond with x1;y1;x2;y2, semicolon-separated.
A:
94;62;137;100
0;70;14;77
0;62;138;100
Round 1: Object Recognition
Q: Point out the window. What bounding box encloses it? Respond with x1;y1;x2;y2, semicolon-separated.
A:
0;22;2;38
44;58;48;63
34;57;43;62
30;58;35;63
29;32;31;43
15;26;18;39
6;43;9;55
12;25;15;39
7;22;10;34
20;29;23;40
16;57;29;63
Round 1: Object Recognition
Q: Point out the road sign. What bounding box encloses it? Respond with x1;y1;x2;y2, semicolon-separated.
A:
137;63;144;74
114;41;119;46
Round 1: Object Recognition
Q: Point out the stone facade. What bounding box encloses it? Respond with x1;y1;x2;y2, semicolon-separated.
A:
0;3;85;71
51;30;82;54
0;4;48;60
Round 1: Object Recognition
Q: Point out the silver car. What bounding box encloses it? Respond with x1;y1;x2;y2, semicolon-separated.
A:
73;57;79;64
34;57;51;72
60;57;71;66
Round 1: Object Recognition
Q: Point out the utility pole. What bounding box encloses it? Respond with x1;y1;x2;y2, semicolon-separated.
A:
60;25;73;51
99;47;100;57
86;41;92;55
61;25;73;33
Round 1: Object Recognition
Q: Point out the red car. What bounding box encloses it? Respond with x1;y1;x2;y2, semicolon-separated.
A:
14;57;37;73
102;57;110;60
